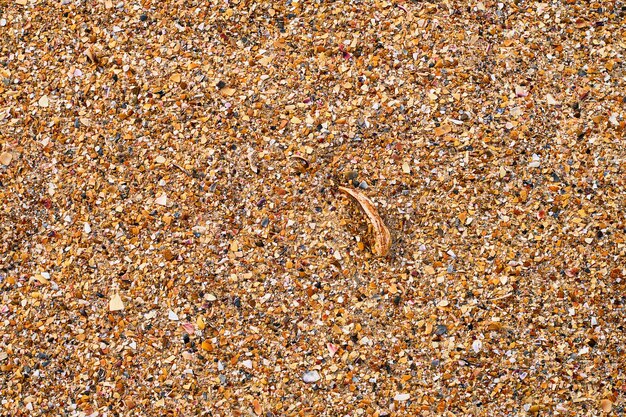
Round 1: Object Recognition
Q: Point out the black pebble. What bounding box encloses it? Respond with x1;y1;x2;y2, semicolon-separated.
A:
233;297;241;308
140;14;148;21
434;324;448;336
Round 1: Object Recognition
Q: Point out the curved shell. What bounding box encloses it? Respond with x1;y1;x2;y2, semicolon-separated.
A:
338;186;392;257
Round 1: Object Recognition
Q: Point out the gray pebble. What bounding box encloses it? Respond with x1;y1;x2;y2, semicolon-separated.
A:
302;370;320;383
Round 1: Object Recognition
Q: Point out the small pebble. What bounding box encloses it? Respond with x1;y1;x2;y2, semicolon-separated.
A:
394;393;410;401
528;154;541;168
434;324;448;336
302;370;320;383
0;152;12;166
472;339;483;353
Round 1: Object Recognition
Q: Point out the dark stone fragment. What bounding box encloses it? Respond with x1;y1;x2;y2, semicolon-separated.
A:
434;324;448;336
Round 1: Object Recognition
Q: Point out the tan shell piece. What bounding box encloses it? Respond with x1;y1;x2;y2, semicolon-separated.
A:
338;186;392;257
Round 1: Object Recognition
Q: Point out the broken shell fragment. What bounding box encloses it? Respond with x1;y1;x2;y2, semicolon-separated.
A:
338;186;391;257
